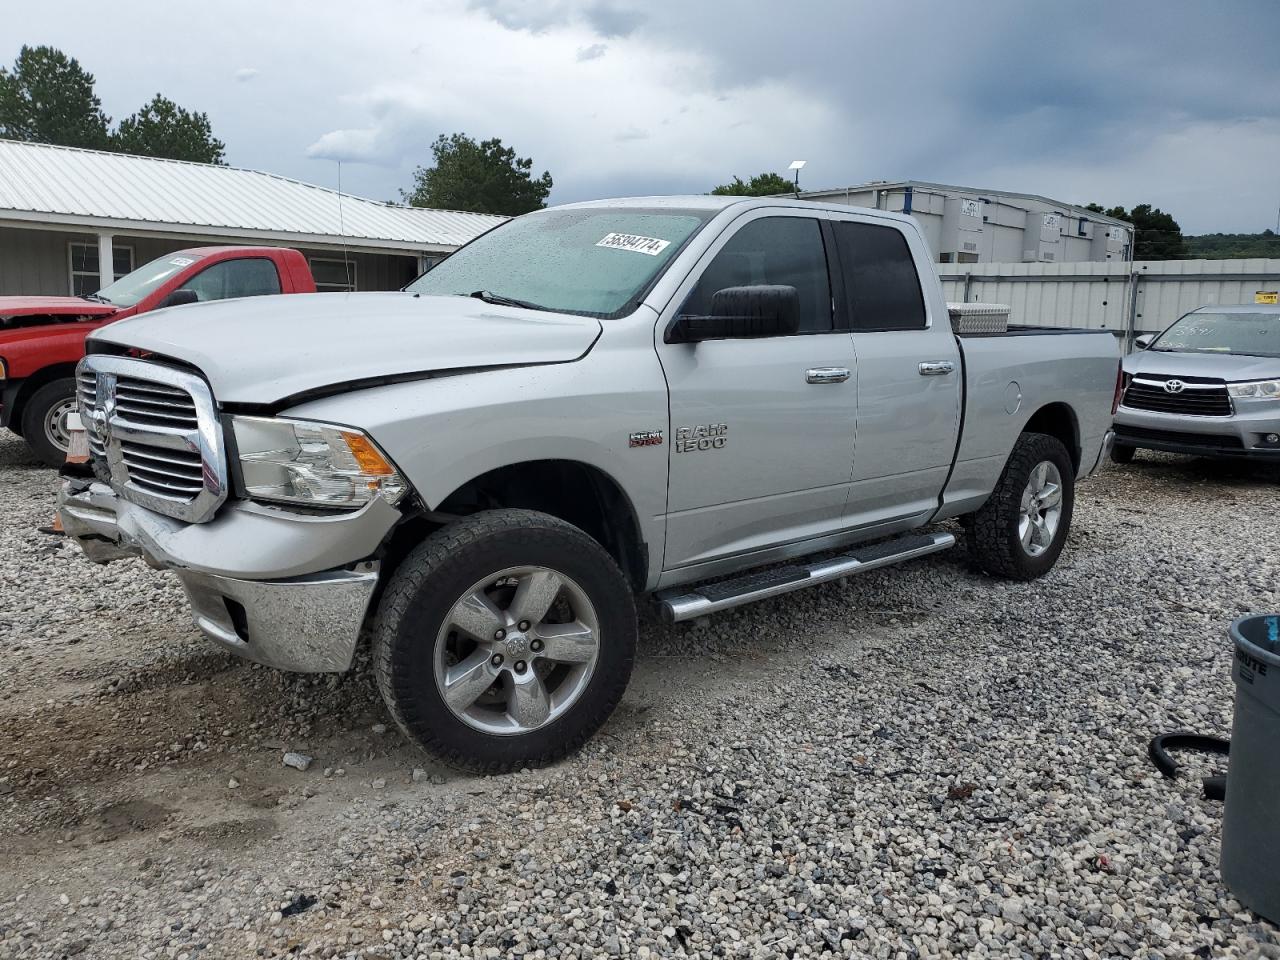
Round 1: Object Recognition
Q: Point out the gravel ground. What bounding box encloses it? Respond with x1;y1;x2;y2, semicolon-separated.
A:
1;429;1278;960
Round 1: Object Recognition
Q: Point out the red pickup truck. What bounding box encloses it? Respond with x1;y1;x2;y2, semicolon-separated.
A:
0;246;316;465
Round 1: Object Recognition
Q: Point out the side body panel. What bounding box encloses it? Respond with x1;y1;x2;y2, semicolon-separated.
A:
285;313;673;590
831;211;963;530
936;331;1119;519
651;206;858;571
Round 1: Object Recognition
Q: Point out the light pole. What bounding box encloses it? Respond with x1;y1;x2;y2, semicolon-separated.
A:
789;159;807;194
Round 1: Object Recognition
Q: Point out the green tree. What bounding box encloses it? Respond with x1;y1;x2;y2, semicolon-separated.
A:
402;133;552;215
1087;202;1187;260
711;172;795;196
0;45;110;148
1184;230;1280;260
113;94;226;164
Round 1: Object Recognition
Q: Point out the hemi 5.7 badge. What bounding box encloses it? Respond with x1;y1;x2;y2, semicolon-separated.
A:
629;430;664;448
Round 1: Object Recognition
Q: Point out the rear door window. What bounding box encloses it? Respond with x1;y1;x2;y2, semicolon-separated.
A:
832;222;927;331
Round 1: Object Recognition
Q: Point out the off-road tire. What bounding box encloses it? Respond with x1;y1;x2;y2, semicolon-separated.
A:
373;509;637;773
1110;442;1136;464
21;378;78;467
967;432;1075;581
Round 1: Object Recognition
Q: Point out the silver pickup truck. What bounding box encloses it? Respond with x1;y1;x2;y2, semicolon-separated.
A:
60;196;1119;771
1112;305;1280;462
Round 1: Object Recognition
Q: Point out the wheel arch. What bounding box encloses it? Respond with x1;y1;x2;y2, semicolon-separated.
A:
385;459;649;594
7;362;78;432
1021;401;1081;474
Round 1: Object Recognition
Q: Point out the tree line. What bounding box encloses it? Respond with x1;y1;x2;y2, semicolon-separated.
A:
0;45;225;164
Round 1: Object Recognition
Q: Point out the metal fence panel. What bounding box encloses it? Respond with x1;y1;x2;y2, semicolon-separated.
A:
938;258;1280;343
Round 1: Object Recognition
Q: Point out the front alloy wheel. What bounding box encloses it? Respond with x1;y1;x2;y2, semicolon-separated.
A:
374;509;636;773
435;566;600;735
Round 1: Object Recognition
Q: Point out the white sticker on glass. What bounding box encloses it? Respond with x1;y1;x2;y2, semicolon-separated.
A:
169;257;195;266
596;233;671;256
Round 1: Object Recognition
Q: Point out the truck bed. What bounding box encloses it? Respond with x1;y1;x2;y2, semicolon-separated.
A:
936;327;1120;519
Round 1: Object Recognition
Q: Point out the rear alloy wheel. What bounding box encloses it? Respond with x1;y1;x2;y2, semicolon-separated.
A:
374;509;636;773
968;432;1075;580
20;378;78;467
1018;460;1064;557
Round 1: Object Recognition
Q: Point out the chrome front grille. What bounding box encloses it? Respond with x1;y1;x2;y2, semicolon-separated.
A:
114;377;201;430
119;440;207;497
77;355;227;523
77;370;105;457
1122;375;1233;418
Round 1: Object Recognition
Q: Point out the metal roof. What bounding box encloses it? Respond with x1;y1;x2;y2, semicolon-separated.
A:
0;139;506;253
800;180;1133;229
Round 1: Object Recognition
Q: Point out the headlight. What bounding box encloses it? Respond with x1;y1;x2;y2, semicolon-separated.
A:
231;416;408;509
1227;379;1280;399
0;357;7;381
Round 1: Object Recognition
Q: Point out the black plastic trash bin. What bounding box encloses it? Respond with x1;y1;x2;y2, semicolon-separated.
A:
1221;614;1280;925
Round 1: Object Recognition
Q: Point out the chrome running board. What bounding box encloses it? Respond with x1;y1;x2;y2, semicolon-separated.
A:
655;530;956;623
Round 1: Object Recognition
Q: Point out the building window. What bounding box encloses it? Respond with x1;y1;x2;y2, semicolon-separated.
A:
68;242;134;297
310;257;357;292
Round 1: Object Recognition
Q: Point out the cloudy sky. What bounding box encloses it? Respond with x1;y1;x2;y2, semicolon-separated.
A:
10;0;1280;233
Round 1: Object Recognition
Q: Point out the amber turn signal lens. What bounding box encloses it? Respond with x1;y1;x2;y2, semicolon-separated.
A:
342;432;396;476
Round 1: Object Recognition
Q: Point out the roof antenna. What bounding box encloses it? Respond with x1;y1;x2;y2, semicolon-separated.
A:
336;160;353;291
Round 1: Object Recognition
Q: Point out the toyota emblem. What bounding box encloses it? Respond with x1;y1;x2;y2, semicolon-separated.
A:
1163;379;1186;394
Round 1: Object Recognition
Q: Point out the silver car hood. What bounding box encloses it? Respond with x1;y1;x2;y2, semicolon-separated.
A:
1123;349;1280;382
90;292;602;404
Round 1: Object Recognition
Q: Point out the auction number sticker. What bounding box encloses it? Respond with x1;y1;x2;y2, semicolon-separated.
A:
1256;291;1278;304
596;233;671;256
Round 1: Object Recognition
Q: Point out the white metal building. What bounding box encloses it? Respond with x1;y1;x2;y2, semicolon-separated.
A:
0;139;506;296
799;180;1133;265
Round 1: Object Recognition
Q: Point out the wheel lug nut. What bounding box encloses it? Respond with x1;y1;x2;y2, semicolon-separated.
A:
530;639;544;652
514;660;527;674
518;620;531;632
494;629;506;641
490;654;504;668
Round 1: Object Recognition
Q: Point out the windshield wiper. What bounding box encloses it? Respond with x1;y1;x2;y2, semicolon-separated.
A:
80;293;113;305
468;290;545;311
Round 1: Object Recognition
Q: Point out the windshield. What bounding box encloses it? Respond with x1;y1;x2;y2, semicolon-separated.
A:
406;207;713;318
1150;311;1280;358
95;253;201;307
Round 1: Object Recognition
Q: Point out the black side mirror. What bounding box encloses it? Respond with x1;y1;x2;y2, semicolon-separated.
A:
161;289;199;308
667;284;801;343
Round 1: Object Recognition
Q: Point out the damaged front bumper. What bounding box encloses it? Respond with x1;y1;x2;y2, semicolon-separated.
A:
58;480;400;672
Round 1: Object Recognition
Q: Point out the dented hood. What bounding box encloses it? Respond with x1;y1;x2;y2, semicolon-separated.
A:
88;291;602;405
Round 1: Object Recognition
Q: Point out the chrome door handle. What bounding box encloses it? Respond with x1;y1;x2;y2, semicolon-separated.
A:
806;367;851;384
918;361;955;376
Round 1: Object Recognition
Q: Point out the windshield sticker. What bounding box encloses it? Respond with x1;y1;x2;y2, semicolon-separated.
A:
596;233;671;257
169;257;195;267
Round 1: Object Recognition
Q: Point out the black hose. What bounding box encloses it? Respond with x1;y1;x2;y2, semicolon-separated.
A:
1149;732;1230;801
